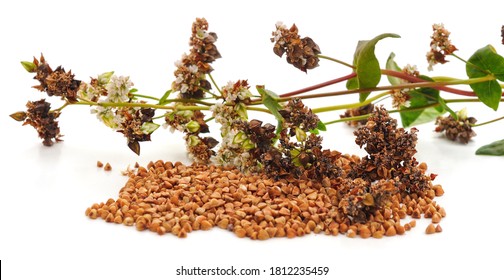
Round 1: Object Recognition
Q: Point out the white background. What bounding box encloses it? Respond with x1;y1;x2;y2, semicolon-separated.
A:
1;1;504;279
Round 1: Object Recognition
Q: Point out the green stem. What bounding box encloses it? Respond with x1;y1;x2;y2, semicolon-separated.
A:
53;102;69;112
323;102;441;126
472;115;504;127
450;53;471;65
76;100;210;112
132;93;160;101
313;91;390;113
246;106;272;114
317;54;355;69
450;53;490;75
160;98;214;106
208;73;222;96
324;114;369;125
200;87;220;98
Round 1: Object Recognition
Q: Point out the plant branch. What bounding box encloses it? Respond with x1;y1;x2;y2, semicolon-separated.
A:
132;93;160;101
278;73;357;99
472;115;504;127
317;54;355;69
208;73;222;96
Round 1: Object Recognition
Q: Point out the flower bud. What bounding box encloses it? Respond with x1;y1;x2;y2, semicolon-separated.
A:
295;127;307;142
10;111;27;122
141;122;160;134
21;61;37;73
187;135;201;147
236;103;248;120
242;139;255;151
98;71;114;86
185;120;201;133
233;131;248;144
457;107;468;121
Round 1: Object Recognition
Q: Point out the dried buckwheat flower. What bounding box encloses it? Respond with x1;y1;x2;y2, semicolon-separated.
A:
31;55;81;102
435;109;477;144
391;64;419;108
271;22;321;72
172;18;220;99
23;99;62;146
426;23;457;71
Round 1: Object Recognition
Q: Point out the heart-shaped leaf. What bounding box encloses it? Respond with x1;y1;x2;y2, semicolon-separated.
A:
346;33;401;102
466;45;504;110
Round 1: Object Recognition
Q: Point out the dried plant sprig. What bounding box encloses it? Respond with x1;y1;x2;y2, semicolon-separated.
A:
10;18;504;161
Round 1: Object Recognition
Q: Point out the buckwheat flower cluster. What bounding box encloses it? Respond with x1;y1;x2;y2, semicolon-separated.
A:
271;22;321;72
116;107;157;155
168;109;215;164
79;72;159;154
435;109;477;144
105;75;134;103
76;71;114;102
211;80;254;170
353;106;433;194
167;18;221;163
426;23;458;71
185;134;218;164
391;64;419;108
172;18;221;99
89;74;135;126
29;55;81;103
21;99;62;146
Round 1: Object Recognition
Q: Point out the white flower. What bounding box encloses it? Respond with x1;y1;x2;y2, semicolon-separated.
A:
180;83;189;94
175;74;184;84
91;106;120;129
188;65;199;74
275;21;286;29
105;75;133;103
77;83;94;100
426;51;437;71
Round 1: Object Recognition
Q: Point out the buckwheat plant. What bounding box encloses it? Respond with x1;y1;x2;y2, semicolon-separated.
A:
11;18;504;174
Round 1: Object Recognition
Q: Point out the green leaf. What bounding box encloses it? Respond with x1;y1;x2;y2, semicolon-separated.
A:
256;86;283;121
399;76;445;127
466;45;504;110
347;33;401;102
129;88;138;93
476;139;504;156
346;76;358;90
386;52;403;86
400;91;444;127
158;89;172;105
316;121;327;131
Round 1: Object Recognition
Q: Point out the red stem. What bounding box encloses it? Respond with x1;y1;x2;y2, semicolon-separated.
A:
278;73;357;98
381;69;477;97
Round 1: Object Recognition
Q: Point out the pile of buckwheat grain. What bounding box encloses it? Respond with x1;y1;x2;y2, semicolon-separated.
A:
86;107;446;239
85;159;445;239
